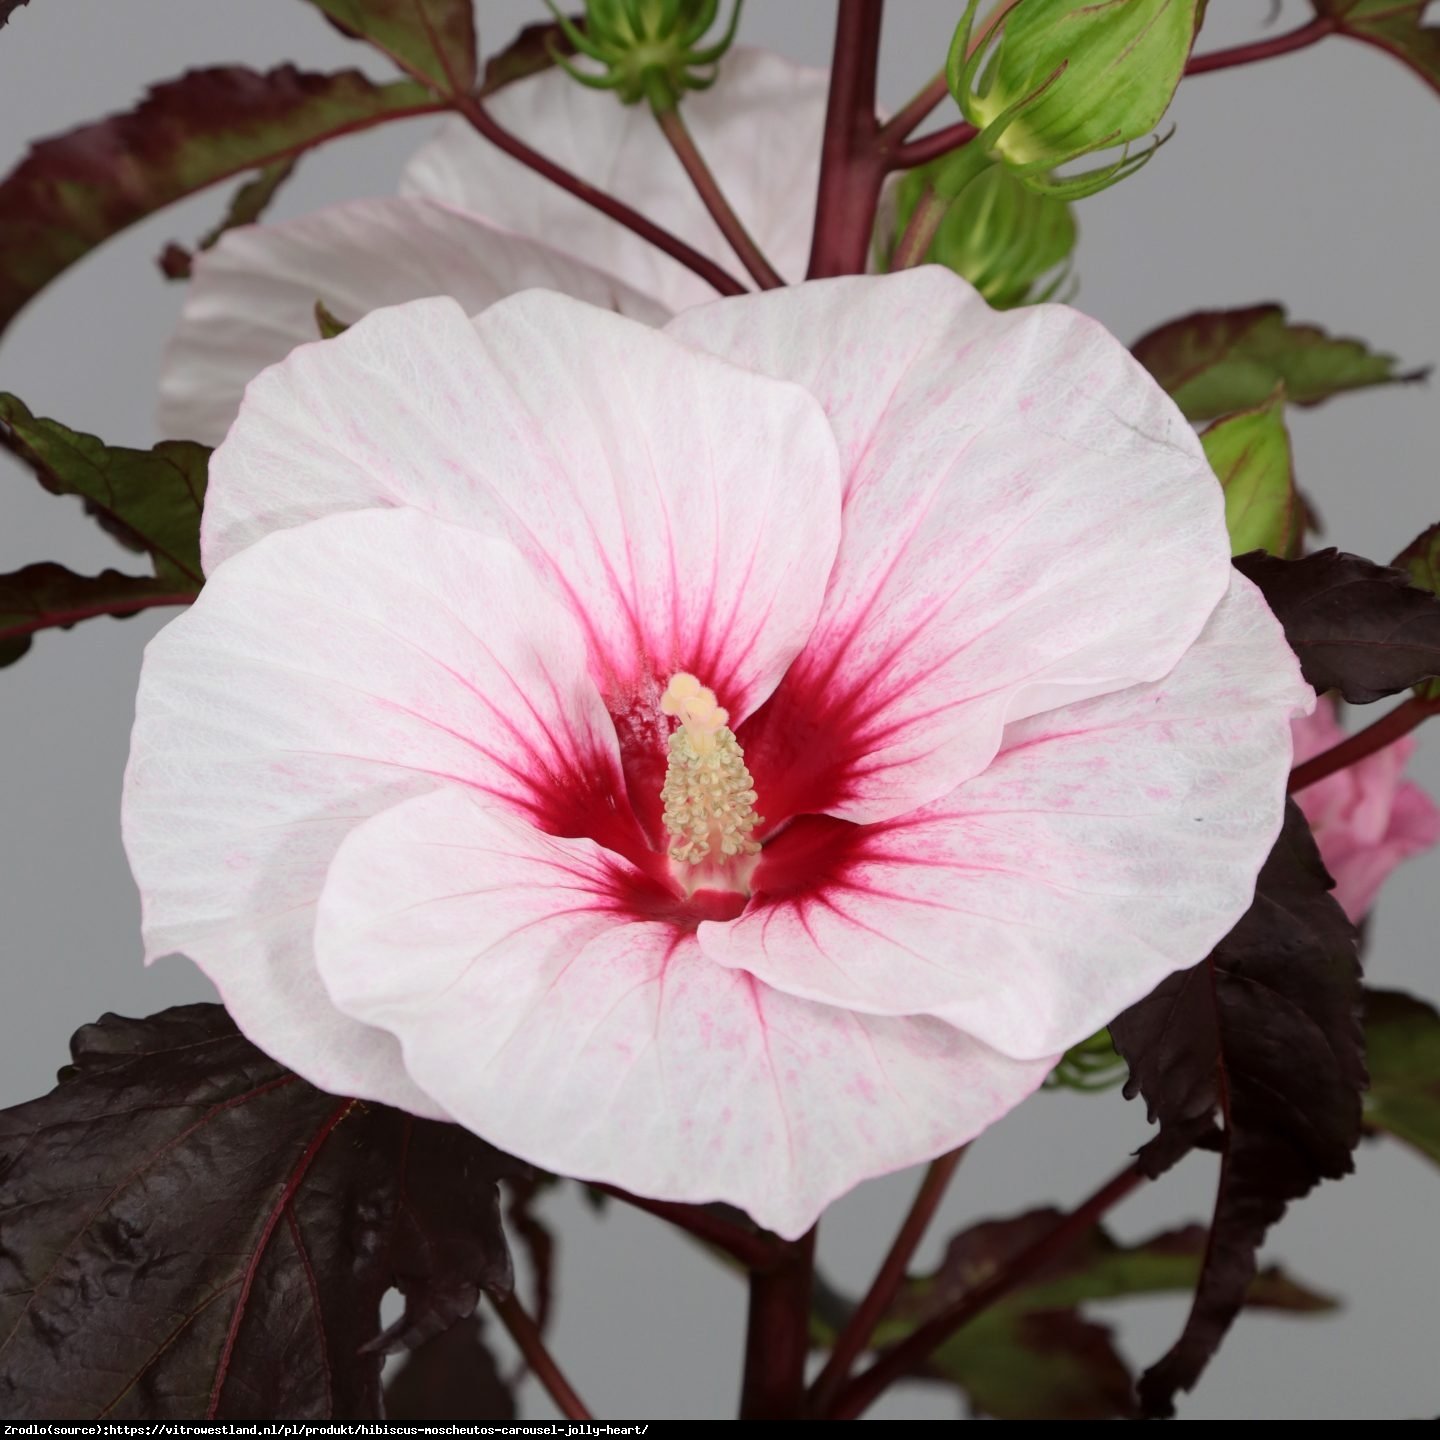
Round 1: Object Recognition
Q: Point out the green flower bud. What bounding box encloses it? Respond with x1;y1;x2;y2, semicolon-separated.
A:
885;158;1077;308
545;0;742;111
1043;1028;1127;1093
948;0;1204;199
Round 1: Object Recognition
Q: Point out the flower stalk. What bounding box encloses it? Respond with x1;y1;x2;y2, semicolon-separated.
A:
451;92;748;297
1289;695;1440;795
738;1226;817;1419
654;103;785;288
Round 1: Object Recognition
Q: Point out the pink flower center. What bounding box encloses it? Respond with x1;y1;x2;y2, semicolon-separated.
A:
659;672;762;895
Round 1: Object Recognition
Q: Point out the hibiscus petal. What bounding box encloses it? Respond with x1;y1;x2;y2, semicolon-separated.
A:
402;48;828;312
123;507;628;1108
666;270;1232;825
159;196;669;447
313;786;1052;1239
698;575;1312;1060
203;292;842;754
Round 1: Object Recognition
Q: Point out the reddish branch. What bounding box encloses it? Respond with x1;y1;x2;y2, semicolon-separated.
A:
655;105;785;289
827;1164;1145;1420
492;1290;593;1421
452;93;747;298
1185;15;1336;76
809;1147;968;1414
1289;695;1440;795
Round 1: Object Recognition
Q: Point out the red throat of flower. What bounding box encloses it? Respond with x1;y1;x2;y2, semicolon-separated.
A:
659;672;762;896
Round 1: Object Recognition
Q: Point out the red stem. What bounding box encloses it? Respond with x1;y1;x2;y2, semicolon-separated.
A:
738;1227;816;1419
828;1163;1145;1420
1185;16;1336;76
492;1290;592;1421
590;1183;785;1271
806;0;886;279
1289;695;1440;794
809;1147;967;1414
893;120;979;169
655;105;785;289
452;94;747;298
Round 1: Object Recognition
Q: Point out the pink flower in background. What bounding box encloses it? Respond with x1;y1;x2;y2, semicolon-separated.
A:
1292;698;1440;922
157;49;828;446
124;270;1310;1236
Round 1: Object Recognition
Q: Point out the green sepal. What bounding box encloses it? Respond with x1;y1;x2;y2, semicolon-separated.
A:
887;160;1076;307
545;0;741;109
948;0;1201;198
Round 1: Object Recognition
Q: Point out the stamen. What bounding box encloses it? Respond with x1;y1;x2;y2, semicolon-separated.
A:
659;672;763;867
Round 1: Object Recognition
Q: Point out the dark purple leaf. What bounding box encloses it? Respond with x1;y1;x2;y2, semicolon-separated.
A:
160;157;299;279
504;1174;557;1337
305;1;477;94
0;563;191;666
384;1314;516;1421
0;65;443;335
0;1;32;28
0;1004;518;1420
1235;548;1440;703
479;17;585;96
1109;802;1364;1416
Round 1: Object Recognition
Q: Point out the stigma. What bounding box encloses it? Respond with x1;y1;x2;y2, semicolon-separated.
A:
659;673;763;870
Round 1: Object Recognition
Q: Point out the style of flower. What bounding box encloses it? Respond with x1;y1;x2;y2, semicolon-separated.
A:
1292;698;1440;923
157;48;828;446
124;269;1311;1237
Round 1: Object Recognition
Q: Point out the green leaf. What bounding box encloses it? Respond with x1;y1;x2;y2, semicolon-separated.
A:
305;0;478;94
1364;986;1440;1166
1315;1;1440;98
1132;304;1426;421
0;564;190;668
1;394;208;586
1201;389;1300;557
0;66;444;336
1392;522;1440;699
814;1216;1332;1421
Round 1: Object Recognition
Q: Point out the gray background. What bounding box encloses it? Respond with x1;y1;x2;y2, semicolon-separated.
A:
2;0;1437;1420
